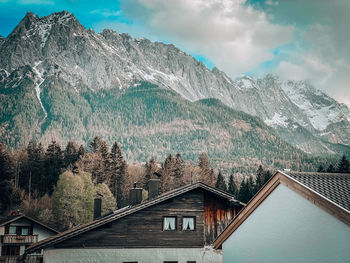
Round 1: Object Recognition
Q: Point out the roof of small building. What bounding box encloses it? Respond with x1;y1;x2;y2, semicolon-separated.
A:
213;171;350;249
25;182;244;254
282;171;350;212
0;214;59;234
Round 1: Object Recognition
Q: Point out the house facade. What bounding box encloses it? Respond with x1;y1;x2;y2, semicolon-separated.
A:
214;171;350;263
26;181;244;263
0;214;58;263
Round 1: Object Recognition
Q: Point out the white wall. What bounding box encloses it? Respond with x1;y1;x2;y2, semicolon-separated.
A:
222;184;350;263
33;223;55;241
44;247;222;263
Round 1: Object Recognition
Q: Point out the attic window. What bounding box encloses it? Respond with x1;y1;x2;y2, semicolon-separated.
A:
183;217;195;230
163;216;176;230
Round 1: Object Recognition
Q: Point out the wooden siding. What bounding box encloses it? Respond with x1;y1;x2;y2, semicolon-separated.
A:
204;193;239;244
54;190;206;248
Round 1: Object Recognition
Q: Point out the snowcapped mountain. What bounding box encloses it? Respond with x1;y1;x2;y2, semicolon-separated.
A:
1;11;349;156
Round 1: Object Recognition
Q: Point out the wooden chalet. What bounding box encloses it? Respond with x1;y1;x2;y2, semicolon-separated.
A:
0;214;58;263
25;181;244;263
214;171;350;263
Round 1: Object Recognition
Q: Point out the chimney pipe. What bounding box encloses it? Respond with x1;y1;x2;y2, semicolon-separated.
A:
129;183;143;206
93;198;102;220
148;179;160;200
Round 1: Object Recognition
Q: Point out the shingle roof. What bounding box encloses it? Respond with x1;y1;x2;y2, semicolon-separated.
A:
0;214;59;233
280;171;350;212
25;182;244;254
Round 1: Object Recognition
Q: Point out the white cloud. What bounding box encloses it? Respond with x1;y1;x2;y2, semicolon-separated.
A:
18;0;54;4
274;23;350;107
89;9;121;18
120;0;294;76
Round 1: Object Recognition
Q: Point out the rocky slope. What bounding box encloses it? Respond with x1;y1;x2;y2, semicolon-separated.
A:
0;11;349;157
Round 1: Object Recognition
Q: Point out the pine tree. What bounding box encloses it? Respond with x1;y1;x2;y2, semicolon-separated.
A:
0;143;14;213
144;156;159;189
25;141;44;195
336;154;350;173
228;174;238;197
64;141;79;168
263;170;272;184
215;171;227;192
237;178;250;203
89;136;104;153
43;141;63;195
317;165;325;172
109;142;127;208
198;152;215;186
174;153;185;187
77;144;86;159
161;154;177;192
255;165;265;192
327;164;335;173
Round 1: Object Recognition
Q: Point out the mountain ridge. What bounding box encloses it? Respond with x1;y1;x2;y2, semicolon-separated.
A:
0;10;349;158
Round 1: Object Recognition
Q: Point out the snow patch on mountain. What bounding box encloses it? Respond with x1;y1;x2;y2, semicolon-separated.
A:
265;113;289;128
32;61;48;122
282;81;350;131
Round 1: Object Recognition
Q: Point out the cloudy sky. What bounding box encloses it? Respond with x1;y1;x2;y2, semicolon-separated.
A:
0;0;349;106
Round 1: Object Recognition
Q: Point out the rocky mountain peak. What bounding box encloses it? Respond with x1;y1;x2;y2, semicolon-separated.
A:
1;11;349;156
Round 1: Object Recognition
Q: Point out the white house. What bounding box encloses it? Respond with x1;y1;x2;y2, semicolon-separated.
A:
214;171;350;263
0;213;58;262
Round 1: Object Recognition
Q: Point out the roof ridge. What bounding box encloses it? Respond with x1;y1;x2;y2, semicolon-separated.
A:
26;182;244;254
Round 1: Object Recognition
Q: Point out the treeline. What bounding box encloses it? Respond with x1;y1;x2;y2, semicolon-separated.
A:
0;137;232;229
317;154;350;173
215;165;272;203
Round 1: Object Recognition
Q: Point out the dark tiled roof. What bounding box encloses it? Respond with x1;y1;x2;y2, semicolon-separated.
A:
26;182;244;253
0;214;59;233
281;171;350;212
0;215;21;225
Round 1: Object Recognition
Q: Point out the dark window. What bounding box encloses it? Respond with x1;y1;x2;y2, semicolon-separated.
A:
187;261;196;263
21;226;29;235
183;217;195;230
163;216;176;230
9;226;16;235
1;245;20;256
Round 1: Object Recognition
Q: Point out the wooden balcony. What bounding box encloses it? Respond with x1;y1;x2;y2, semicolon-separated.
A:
25;255;43;263
0;256;18;263
2;235;38;244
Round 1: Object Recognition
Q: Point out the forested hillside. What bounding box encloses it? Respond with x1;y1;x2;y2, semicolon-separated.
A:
1;82;333;173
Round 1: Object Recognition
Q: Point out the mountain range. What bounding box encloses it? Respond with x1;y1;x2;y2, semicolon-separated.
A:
1;11;349;171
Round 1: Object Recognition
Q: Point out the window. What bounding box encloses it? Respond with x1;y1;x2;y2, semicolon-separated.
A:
9;226;16;235
183;217;195;230
187;261;196;263
163;216;176;230
1;245;20;256
21;226;29;235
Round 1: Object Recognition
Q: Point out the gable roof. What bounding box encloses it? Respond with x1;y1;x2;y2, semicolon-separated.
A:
284;171;350;212
26;182;244;254
213;171;350;249
0;214;59;234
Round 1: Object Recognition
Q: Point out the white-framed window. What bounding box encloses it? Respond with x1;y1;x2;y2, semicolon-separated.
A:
163;216;176;230
182;217;195;230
